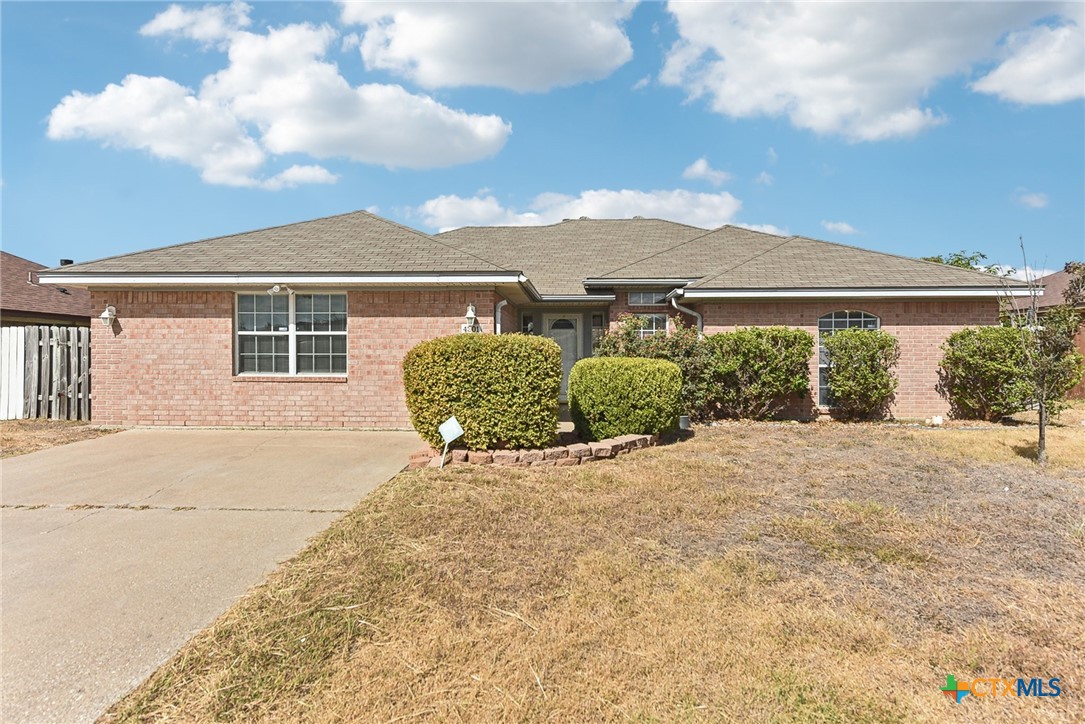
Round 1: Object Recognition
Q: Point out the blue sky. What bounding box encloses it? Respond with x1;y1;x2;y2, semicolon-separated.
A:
2;1;1082;276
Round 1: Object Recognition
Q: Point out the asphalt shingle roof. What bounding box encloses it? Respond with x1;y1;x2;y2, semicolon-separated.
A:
2;252;94;319
437;218;709;295
685;232;1020;289
51;211;507;275
45;210;1024;295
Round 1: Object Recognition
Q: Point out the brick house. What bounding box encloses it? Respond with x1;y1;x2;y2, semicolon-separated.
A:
37;210;1031;427
1034;266;1085;399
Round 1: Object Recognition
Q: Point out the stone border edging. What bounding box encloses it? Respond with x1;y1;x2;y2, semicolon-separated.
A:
407;433;660;470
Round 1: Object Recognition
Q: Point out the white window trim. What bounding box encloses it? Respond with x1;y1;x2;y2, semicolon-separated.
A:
635;313;669;339
628;290;669;306
235;291;348;377
817;310;880;406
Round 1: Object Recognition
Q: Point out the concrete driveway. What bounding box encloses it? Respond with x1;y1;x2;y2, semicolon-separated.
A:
1;428;420;724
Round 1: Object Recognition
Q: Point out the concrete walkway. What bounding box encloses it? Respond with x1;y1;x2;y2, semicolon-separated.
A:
1;428;420;724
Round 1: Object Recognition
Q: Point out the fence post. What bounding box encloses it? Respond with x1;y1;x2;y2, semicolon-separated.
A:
80;328;90;420
25;326;40;418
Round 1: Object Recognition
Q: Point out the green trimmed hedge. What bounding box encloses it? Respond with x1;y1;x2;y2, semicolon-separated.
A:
568;357;682;441
710;327;814;419
937;326;1032;420
823;328;900;419
402;334;561;451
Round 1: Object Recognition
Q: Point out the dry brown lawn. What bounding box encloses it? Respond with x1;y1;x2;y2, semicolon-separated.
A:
909;400;1085;469
1;419;117;458
106;421;1083;723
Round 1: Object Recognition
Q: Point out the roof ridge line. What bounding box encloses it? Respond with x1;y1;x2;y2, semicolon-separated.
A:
1;250;47;268
787;234;1028;285
695;236;800;287
42;209;390;272
595;225;725;278
598;223;780;278
436;218;710;234
376;211;512;271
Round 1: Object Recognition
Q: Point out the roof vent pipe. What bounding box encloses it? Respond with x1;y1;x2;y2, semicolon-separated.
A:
59;259;74;266
671;295;703;337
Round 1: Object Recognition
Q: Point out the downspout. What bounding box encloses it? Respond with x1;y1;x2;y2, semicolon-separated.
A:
494;297;509;334
671;294;703;336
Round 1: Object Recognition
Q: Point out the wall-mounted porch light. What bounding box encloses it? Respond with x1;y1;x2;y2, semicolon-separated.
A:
99;305;117;327
461;303;482;333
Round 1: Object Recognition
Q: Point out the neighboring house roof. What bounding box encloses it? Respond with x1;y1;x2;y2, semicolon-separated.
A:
1034;268;1083;309
48;211;507;275
38;210;1027;300
1;251;94;320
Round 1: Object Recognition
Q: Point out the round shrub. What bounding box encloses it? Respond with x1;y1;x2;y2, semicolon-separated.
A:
597;315;717;421
568;357;682;441
709;327;814;419
823;329;900;419
938;326;1032;420
403;333;561;451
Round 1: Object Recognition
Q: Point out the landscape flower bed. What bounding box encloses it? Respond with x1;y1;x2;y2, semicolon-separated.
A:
407;432;659;469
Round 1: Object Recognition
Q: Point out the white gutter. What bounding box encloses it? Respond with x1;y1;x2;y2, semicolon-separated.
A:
36;272;526;286
671;296;703;335
537;294;616;302
495;297;508;334
678;287;1034;299
583;278;696;287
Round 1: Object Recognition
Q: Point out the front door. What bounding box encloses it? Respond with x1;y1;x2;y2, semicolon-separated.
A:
542;315;580;400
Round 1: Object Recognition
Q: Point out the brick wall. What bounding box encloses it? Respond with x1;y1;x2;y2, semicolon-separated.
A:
1071;323;1085;399
90;289;498;428
608;291;697;331
497;297;517;334
700;299;999;419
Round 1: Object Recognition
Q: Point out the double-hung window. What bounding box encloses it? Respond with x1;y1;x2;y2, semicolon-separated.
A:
236;293;347;375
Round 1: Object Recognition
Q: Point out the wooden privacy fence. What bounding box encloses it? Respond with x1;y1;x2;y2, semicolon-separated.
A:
0;325;90;421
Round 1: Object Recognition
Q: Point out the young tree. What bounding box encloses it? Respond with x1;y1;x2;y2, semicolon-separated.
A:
1002;251;1085;464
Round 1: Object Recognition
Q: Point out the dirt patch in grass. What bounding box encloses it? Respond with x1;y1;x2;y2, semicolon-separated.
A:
105;424;1084;723
1;419;118;458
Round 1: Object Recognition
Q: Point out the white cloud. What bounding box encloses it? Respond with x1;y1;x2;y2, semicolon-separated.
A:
49;7;512;188
1013;189;1050;209
340;1;636;92
632;75;651;91
767;146;778;164
140;1;251;45
992;265;1058;282
416;188;744;232
735;222;788;236
754;171;773;185
260;164;338;191
202;23;510;168
821;220;859;235
661;2;1068;141
972;11;1085;105
681;157;731;186
47;74;269;188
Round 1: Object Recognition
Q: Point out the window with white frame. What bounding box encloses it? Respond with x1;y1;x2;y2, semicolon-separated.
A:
818;310;880;405
237;293;347;375
628;290;668;306
636;313;668;339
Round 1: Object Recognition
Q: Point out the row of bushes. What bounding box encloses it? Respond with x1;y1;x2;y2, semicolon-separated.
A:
403;317;1080;451
597;315;899;422
402;320;900;450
